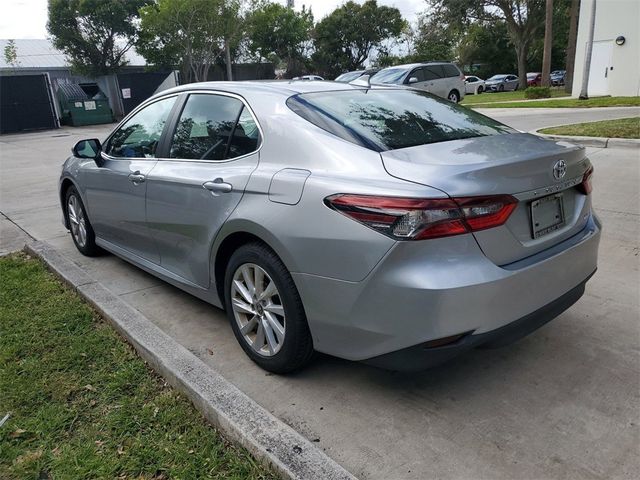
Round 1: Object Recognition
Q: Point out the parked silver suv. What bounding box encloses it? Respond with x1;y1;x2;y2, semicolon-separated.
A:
370;62;466;102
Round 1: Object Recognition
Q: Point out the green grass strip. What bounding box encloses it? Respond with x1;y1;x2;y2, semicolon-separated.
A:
539;117;640;139
0;253;276;480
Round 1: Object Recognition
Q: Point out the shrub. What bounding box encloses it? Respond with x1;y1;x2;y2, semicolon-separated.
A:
525;86;552;99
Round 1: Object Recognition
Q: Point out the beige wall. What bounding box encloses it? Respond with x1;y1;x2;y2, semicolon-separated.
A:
572;0;640;97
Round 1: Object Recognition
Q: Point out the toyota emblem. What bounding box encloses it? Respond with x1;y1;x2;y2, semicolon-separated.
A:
553;160;567;180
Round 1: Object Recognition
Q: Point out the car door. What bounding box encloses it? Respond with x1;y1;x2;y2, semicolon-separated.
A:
423;65;448;98
81;95;178;263
465;76;477;93
145;92;261;288
405;67;429;91
507;75;519;90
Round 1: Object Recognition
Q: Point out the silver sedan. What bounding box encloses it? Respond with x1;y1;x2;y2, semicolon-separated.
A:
59;81;600;373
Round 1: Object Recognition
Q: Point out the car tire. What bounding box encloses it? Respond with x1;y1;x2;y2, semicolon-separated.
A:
65;185;102;256
224;242;314;374
498;84;505;92
477;86;484;94
447;90;460;103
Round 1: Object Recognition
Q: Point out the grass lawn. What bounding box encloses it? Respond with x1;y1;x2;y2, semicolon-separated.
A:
0;253;276;480
470;96;640;108
539;117;640;139
460;88;569;105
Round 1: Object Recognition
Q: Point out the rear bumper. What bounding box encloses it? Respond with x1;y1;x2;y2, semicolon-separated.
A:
293;213;601;363
363;271;593;371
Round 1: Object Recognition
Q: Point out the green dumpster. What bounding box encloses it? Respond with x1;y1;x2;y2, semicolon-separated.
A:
57;83;113;126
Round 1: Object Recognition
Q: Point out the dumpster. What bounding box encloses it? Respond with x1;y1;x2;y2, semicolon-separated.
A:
57;83;113;126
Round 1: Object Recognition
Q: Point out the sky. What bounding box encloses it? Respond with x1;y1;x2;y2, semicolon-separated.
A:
0;0;426;39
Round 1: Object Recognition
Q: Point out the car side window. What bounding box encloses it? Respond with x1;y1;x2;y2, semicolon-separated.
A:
227;107;260;159
442;64;460;78
105;96;176;158
169;94;244;161
423;65;443;80
467;76;477;83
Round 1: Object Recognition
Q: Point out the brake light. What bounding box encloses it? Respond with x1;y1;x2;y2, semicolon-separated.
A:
577;166;594;195
325;194;517;240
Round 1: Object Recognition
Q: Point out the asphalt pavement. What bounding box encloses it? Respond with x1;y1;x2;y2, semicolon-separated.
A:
1;107;638;479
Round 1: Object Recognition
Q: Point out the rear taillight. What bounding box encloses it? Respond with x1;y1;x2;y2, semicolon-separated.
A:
577;166;594;195
325;194;517;240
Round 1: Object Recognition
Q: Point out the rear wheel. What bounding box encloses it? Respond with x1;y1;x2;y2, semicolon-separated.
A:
477;86;484;94
224;242;314;373
447;90;460;103
65;186;101;256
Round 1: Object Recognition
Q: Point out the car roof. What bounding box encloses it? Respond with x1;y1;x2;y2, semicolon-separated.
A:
154;80;391;99
378;61;455;71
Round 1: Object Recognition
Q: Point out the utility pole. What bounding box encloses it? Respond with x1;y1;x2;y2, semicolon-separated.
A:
541;0;553;87
579;0;597;99
225;40;233;81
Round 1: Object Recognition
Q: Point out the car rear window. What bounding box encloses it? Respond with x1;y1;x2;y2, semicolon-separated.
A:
442;64;461;78
286;89;513;152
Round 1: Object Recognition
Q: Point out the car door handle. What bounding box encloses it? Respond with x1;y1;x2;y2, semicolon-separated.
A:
128;172;145;184
203;178;233;193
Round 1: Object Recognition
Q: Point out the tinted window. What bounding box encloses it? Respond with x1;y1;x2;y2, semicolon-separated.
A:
227;107;260;158
170;94;243;160
407;68;425;82
423;65;444;80
287;89;513;152
106;96;176;158
443;64;461;78
370;68;408;84
466;76;478;82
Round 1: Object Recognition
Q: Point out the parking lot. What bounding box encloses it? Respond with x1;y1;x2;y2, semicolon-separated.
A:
1;109;638;479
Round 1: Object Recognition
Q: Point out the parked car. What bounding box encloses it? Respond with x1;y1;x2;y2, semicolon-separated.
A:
293;75;324;81
485;74;519;92
464;75;485;94
334;69;380;83
551;70;566;86
370;62;465;102
60;81;600;373
527;72;543;87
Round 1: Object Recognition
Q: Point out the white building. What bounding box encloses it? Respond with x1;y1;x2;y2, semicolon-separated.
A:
572;0;640;97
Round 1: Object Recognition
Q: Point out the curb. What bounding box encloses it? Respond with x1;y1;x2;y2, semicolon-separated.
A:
532;130;640;149
24;241;356;480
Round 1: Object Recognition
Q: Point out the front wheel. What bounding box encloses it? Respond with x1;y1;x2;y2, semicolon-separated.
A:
224;242;314;373
65;186;101;256
477;86;484;94
447;90;460;103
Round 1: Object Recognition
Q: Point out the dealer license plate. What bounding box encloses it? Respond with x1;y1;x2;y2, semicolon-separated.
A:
531;193;565;239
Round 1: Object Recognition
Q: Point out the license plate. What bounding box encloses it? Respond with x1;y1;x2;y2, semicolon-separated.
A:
530;194;565;239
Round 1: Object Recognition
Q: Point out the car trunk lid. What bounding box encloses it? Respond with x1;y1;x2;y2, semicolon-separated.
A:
380;133;593;265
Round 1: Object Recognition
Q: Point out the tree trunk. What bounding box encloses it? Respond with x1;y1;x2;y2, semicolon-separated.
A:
541;0;554;87
579;0;597;99
516;41;528;89
565;0;580;93
225;40;233;81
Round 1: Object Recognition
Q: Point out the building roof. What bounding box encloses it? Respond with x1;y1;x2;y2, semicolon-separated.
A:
0;38;146;69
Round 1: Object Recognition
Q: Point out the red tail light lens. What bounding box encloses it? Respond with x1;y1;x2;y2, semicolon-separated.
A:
325;194;517;240
578;166;594;195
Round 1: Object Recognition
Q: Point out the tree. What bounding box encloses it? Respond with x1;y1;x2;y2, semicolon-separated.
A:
246;2;313;77
457;21;517;78
137;0;243;84
541;0;553;86
429;0;545;88
47;0;147;77
312;0;406;78
3;40;20;71
564;0;580;93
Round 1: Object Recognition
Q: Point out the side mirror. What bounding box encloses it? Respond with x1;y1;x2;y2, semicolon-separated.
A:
408;77;419;84
73;138;102;162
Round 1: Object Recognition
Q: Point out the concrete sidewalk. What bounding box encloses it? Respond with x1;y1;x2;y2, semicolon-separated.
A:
2;119;638;479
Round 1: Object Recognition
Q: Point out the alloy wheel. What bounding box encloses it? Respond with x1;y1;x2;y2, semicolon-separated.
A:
230;263;286;357
67;194;87;247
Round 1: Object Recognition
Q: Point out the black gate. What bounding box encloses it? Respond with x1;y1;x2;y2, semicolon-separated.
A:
116;72;174;115
1;74;58;134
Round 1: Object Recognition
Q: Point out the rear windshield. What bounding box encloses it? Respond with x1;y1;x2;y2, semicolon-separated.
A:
286;88;513;151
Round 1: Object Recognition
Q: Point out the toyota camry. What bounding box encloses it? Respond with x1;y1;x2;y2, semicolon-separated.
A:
59;81;600;373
